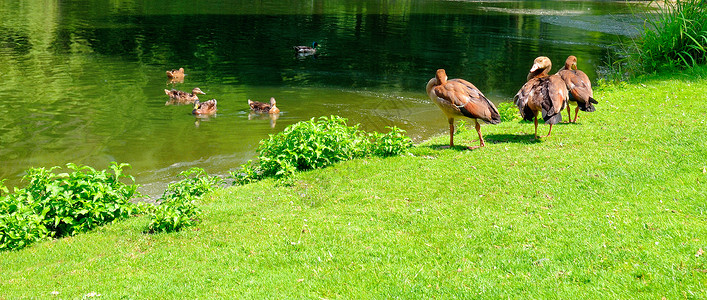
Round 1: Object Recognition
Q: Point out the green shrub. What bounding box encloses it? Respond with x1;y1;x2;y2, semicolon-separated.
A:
147;168;221;233
0;196;49;251
636;0;707;73
369;126;413;157
0;163;139;250
231;116;412;184
497;101;521;122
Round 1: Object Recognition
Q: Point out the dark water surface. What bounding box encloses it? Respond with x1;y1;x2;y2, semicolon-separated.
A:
0;0;644;197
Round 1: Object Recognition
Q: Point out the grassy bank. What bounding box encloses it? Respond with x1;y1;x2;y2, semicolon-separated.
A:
1;68;707;298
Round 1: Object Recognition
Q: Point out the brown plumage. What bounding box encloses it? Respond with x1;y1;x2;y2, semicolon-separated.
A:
513;56;568;139
248;97;280;114
164;87;205;105
166;68;185;79
556;56;599;123
192;99;217;115
427;69;501;149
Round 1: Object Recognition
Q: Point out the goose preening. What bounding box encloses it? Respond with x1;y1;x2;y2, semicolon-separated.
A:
426;69;501;149
556;55;598;123
513;56;568;139
192;99;217;115
164;87;205;105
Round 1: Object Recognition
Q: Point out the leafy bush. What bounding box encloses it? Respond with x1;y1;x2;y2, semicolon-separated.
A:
634;0;707;73
0;196;49;251
369;126;413;157
497;101;521;122
231;116;412;184
147;168;221;233
0;163;139;250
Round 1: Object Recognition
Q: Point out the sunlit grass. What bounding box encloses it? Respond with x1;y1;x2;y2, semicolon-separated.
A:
1;68;706;298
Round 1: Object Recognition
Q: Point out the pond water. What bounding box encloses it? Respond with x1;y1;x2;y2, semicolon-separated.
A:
0;0;646;197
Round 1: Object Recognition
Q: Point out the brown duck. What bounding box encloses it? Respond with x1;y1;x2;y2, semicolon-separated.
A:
556;56;598;123
192;99;217;115
514;56;568;139
248;97;280;114
166;68;185;79
426;69;501;149
164;87;205;105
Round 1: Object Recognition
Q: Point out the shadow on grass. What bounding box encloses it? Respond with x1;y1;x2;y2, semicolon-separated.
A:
423;144;483;152
484;133;542;145
418;133;540;152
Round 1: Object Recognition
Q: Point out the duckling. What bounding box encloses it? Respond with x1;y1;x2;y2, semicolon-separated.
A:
166;68;185;81
293;42;318;54
426;69;501;149
556;56;599;123
248;97;280;114
164;87;205;105
514;56;568;139
192;99;217;115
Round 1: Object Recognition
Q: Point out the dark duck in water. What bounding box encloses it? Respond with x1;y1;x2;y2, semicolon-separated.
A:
293;42;318;55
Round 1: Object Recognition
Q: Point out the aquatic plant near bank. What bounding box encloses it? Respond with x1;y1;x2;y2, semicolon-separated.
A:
0;163;139;250
231;116;412;184
641;0;706;71
626;0;707;75
146;168;222;233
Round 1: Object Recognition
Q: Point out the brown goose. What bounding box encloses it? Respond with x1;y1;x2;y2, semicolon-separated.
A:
513;56;568;139
248;97;280;114
192;99;217;115
556;56;598;123
164;87;205;105
426;69;501;149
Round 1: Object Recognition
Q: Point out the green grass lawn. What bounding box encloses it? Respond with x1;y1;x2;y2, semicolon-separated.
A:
2;69;707;299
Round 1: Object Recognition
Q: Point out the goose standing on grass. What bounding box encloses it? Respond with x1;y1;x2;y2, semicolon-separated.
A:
293;42;318;54
426;69;501;149
556;56;599;123
192;99;217;115
514;56;568;139
248;97;280;114
164;87;205;105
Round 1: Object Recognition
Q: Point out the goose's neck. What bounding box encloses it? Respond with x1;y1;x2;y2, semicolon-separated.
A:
527;68;550;81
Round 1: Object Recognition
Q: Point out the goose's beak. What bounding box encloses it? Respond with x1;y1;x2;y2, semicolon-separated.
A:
530;63;541;72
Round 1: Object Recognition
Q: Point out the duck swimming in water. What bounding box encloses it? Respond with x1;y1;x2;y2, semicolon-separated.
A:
164;87;205;105
293;42;318;54
192;99;217;115
166;68;184;79
248;97;280;114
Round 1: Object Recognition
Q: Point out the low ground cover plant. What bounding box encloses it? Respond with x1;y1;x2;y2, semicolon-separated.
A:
0;163;139;250
146;168;222;233
231;115;412;184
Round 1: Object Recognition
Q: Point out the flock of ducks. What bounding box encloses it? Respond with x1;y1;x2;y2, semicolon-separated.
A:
427;55;598;149
161;43;319;118
164;68;219;116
